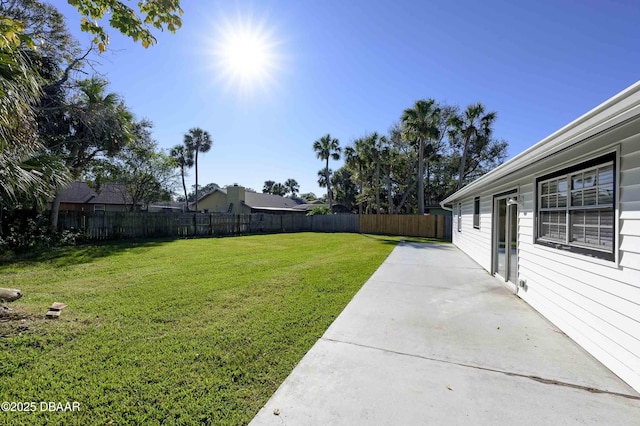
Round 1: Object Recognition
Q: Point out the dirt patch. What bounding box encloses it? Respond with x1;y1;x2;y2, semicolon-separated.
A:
0;309;41;337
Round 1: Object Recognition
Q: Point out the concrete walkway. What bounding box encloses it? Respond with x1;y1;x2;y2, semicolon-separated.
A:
250;243;640;425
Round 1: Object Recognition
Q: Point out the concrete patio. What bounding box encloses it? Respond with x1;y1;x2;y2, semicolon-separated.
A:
250;242;640;425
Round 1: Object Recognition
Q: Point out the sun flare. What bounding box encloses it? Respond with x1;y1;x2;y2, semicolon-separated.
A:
212;15;281;95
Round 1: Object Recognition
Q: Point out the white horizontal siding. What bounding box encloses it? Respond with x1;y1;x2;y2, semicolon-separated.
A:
620;200;640;220
621;149;640;170
449;121;640;392
619;147;640;278
620;183;640;203
620;234;640;253
518;263;639;370
452;197;492;273
516;280;640;392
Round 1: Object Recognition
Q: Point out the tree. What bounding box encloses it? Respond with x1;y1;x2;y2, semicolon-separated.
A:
180;182;219;203
331;166;357;211
1;0;80;62
401;99;441;215
263;180;275;194
317;168;332;201
283;178;299;197
183;127;212;212
87;120;177;210
0;17;58;205
271;183;287;196
365;132;386;214
169;144;193;210
48;76;134;227
300;192;317;202
67;0;183;51
449;103;497;190
313;134;341;208
344;141;366;214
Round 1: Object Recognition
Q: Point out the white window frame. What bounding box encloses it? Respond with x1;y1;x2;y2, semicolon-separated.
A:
535;153;615;261
457;202;462;232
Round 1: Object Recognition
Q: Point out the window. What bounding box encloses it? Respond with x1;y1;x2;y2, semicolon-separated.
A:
457;202;462;232
473;197;480;229
536;153;615;261
94;204;105;212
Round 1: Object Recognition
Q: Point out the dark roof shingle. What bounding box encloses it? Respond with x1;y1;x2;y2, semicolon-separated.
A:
58;182;137;205
243;192;300;209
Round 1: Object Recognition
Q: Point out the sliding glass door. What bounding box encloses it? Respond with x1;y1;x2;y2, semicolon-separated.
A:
494;193;518;285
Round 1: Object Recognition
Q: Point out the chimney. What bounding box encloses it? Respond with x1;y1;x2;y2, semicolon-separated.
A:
227;184;245;214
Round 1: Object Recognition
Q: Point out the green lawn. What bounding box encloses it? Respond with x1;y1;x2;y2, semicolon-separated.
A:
0;233;424;425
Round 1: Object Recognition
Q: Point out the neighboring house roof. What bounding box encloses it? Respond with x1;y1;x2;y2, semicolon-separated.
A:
91;183;134;205
147;201;186;212
195;188;304;210
243;192;300;209
57;182;138;205
441;81;640;206
292;203;322;211
57;181;96;204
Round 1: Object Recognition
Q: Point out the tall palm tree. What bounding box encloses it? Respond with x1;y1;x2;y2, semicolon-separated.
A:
449;103;496;190
284;178;299;197
313;134;341;209
184;127;212;212
401;99;441;215
170;144;194;210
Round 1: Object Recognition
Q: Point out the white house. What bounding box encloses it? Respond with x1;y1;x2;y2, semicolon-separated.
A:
441;82;640;393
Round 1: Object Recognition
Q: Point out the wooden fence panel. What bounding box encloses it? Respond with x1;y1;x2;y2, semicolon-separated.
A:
358;214;449;239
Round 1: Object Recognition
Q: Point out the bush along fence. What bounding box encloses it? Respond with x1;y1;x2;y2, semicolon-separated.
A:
56;211;451;241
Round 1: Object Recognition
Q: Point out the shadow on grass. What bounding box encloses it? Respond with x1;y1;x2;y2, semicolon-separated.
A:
360;233;451;247
0;238;176;268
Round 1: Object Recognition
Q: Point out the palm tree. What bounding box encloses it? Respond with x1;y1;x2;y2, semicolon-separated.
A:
184;127;212;212
313;134;341;209
263;180;276;194
284;178;299;197
401;99;441;215
365;132;385;215
317;168;332;193
344;138;371;214
272;183;287;196
0;19;70;209
449;103;496;190
63;77;134;176
170;144;194;210
48;77;134;228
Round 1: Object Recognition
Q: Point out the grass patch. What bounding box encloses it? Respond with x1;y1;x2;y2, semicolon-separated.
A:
0;233;414;425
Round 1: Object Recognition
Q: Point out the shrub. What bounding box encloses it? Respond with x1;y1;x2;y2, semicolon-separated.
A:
306;206;332;216
0;213;83;255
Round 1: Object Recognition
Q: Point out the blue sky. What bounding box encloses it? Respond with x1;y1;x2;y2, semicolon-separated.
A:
54;0;640;197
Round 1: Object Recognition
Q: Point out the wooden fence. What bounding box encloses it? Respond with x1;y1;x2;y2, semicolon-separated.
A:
359;214;450;239
57;211;450;241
